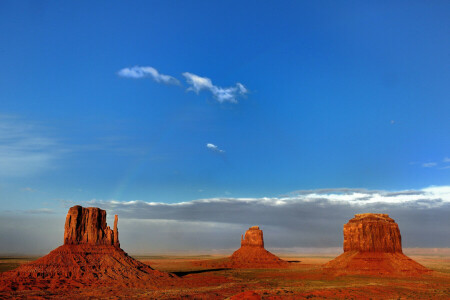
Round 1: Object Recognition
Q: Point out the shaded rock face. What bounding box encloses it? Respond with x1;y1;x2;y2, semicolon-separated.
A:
343;213;402;253
241;226;264;248
64;205;120;247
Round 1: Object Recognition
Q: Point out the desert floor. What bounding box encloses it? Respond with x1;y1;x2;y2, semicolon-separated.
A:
1;251;449;299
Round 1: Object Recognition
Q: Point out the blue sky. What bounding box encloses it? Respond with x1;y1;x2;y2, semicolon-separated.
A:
0;1;449;252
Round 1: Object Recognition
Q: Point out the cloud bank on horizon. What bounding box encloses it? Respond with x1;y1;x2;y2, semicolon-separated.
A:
118;66;248;103
1;185;449;254
85;185;450;249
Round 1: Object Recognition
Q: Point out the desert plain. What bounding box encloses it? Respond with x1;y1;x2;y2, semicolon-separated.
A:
1;250;450;299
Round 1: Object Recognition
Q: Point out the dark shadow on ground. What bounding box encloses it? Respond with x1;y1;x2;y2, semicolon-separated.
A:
288;260;301;263
173;268;230;277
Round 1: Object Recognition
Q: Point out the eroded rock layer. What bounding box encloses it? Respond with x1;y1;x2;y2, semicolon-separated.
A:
344;213;402;253
64;205;119;246
241;226;264;248
324;213;429;276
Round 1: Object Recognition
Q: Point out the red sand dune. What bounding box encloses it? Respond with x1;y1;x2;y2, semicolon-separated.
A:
324;213;430;276
0;206;176;291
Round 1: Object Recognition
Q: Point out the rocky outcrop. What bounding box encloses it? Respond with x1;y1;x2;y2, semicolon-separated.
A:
64;205;119;246
324;213;429;276
0;205;175;291
343;214;402;253
229;226;288;268
193;225;288;269
241;226;264;248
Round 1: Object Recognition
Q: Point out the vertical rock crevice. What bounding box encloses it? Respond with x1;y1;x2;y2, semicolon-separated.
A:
63;206;119;246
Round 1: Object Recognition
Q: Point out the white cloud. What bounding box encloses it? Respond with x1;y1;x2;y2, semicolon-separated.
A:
2;186;450;254
118;66;180;85
88;185;450;215
183;72;248;103
443;157;450;163
422;162;437;168
206;143;225;153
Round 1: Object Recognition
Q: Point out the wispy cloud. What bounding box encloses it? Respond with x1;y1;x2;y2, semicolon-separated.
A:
206;143;225;153
117;67;249;103
183;72;248;103
118;66;180;85
0;115;60;177
422;162;437;168
444;157;450;163
23;208;55;214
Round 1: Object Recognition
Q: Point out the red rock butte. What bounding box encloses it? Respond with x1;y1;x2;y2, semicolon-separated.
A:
343;213;402;253
0;205;176;291
64;205;120;246
240;226;265;248
324;213;429;276
228;226;288;268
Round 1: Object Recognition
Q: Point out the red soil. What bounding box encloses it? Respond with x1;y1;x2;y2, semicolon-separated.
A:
230;290;262;299
228;246;289;268
324;251;430;276
0;244;176;291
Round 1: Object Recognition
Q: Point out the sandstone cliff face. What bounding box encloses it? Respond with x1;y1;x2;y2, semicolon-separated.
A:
324;213;429;276
64;205;120;246
241;226;264;248
343;213;402;253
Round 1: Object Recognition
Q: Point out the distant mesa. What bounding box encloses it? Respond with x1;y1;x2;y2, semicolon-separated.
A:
0;205;176;291
324;213;430;276
343;213;402;253
228;226;289;268
195;225;288;269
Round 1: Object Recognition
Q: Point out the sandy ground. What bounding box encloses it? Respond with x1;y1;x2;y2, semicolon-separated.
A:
1;250;449;299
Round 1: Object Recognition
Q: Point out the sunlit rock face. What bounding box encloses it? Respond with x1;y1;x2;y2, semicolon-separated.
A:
64;205;119;247
324;213;429;276
343;213;402;253
241;226;264;248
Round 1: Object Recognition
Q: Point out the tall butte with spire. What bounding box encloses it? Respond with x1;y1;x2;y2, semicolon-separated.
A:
324;213;429;276
0;205;176;291
63;206;120;247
